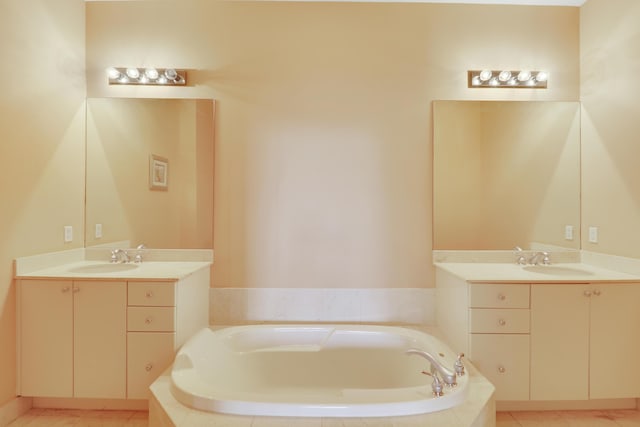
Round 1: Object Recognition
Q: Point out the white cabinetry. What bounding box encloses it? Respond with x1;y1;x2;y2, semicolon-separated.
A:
531;283;640;400
435;268;531;401
18;279;126;398
467;284;530;401
17;266;209;401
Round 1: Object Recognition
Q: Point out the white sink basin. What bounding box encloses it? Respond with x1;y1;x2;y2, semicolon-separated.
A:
68;263;140;274
522;265;594;276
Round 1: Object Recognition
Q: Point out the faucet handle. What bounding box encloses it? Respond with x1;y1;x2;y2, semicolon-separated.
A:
513;246;527;265
110;249;118;263
542;252;551;265
454;353;466;376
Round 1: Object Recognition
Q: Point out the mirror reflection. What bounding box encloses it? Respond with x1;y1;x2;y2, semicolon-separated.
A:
433;101;580;251
85;98;214;249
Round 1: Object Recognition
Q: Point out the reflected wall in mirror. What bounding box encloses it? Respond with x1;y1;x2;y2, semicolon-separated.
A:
433;101;580;250
85;98;214;249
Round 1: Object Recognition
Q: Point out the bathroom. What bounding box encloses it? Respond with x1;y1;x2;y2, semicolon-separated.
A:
1;0;640;425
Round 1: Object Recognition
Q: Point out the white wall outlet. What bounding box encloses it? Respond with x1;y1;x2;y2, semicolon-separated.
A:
564;225;574;241
64;225;73;243
588;226;598;243
95;223;103;239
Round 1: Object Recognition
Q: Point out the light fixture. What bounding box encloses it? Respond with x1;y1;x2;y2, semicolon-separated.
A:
107;67;187;86
468;70;548;88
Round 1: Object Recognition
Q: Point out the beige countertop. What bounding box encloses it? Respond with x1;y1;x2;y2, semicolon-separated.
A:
434;262;640;284
15;260;212;281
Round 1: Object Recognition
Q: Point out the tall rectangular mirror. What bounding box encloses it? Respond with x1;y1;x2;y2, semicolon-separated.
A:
433;101;580;251
85;98;214;249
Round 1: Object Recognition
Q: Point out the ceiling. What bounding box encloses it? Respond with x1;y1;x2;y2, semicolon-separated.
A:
85;0;587;5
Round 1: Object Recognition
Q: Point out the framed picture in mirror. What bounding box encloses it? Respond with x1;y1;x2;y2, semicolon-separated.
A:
149;154;169;191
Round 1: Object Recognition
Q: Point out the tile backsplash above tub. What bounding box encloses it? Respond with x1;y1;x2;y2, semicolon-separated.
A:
210;287;435;325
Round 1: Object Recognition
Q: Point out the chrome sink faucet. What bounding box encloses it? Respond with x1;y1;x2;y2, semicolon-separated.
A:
110;248;130;263
529;251;551;266
406;348;458;387
513;247;551;265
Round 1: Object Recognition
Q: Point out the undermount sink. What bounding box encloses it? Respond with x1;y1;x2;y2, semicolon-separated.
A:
522;265;594;276
68;263;140;274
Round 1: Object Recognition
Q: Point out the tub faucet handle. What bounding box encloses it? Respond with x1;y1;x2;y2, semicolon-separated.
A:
420;370;444;397
454;353;465;376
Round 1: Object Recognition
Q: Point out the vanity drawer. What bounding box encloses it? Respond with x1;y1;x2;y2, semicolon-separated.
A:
127;307;175;332
469;308;530;333
469;284;530;309
128;282;175;307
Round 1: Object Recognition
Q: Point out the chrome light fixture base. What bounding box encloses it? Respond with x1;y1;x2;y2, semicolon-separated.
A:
107;67;187;86
468;70;548;89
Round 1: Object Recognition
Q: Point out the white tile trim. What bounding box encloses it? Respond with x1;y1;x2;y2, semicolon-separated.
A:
210;288;435;325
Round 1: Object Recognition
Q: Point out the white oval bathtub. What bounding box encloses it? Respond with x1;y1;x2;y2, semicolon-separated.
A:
170;325;469;418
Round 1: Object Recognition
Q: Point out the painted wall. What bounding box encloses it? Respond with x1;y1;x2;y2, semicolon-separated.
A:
580;0;640;258
86;1;579;289
0;0;86;408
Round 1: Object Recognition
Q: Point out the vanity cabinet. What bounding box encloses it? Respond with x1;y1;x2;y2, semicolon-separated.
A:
531;283;640;400
18;279;126;398
467;284;531;401
17;266;210;401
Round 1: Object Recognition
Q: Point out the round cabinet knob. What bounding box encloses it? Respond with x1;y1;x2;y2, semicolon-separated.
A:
498;319;507;326
145;291;153;298
584;290;592;297
72;287;80;293
593;289;601;296
498;366;506;374
145;317;153;325
61;286;70;293
498;294;506;301
145;363;153;372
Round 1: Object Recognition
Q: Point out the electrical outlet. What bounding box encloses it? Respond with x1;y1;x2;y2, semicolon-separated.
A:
588;226;598;243
64;226;73;243
95;223;103;239
564;225;574;241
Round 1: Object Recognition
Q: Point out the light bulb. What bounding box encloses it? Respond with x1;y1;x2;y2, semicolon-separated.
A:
145;68;159;80
107;67;121;80
489;77;499;86
479;70;492;82
472;76;481;86
164;69;178;81
535;71;549;82
517;71;532;82
158;75;168;84
498;71;511;82
126;68;140;79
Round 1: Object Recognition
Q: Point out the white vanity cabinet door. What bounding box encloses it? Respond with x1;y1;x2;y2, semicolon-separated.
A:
127;332;175;399
19;280;73;397
18;279;126;399
469;334;530;401
589;283;640;399
530;284;590;401
73;281;126;398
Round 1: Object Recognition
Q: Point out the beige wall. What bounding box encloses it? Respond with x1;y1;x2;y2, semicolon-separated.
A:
86;1;579;289
0;0;86;408
581;0;640;258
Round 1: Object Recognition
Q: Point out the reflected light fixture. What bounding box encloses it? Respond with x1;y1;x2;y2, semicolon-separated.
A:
468;70;548;88
107;67;187;86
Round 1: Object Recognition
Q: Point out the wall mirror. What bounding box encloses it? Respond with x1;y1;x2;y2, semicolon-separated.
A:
433;101;580;251
85;98;214;249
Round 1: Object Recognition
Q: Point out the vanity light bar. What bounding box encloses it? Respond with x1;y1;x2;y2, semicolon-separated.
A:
107;67;187;86
468;70;548;89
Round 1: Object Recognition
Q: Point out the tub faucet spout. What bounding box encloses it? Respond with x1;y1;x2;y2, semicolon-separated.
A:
406;348;457;386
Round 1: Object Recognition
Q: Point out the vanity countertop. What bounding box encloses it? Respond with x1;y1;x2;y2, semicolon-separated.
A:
435;262;640;284
15;260;211;281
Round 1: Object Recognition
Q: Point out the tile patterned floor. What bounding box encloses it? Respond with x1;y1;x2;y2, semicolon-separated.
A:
497;410;640;427
6;409;640;426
